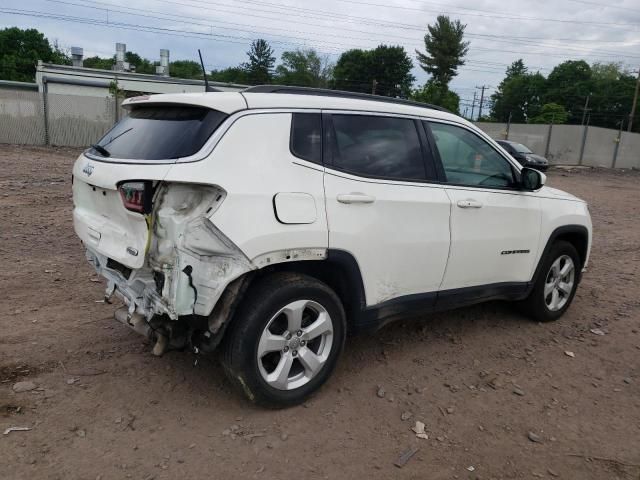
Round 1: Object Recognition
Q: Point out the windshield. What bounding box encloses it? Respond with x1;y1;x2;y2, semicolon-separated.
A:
512;143;533;154
89;105;227;160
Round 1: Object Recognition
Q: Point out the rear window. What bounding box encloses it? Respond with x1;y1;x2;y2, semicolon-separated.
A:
89;105;228;160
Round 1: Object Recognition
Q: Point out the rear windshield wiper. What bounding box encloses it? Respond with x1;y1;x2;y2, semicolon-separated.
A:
90;144;111;157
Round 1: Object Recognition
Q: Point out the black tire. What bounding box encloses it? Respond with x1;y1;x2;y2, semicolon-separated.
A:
221;272;346;408
520;240;581;322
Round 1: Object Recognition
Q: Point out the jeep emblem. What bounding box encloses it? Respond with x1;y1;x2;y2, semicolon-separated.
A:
82;163;94;176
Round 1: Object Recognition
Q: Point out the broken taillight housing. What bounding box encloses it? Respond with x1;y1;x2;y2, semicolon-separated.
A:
118;181;152;213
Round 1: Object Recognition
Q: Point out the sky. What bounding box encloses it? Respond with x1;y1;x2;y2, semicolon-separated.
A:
2;0;640;116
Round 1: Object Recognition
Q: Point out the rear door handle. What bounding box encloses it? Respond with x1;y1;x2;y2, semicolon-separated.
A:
336;193;376;204
457;199;483;209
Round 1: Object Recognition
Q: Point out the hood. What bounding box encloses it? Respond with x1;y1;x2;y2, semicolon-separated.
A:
526;154;548;164
539;186;583;202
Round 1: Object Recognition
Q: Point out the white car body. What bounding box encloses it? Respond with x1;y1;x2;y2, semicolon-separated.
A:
72;90;592;344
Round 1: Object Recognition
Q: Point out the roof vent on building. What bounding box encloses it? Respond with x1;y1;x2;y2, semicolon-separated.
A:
156;49;170;77
114;43;130;72
71;47;84;68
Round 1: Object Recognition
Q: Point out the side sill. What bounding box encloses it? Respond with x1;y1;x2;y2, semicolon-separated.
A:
350;281;531;333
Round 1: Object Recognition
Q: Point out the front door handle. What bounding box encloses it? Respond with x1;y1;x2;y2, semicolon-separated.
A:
336;193;376;204
457;199;483;209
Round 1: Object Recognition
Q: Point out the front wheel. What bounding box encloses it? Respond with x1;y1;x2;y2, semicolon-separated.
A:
221;272;346;408
520;241;581;322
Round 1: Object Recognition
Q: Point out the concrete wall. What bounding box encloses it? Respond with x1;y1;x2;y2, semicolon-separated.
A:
508;124;548;158
0;89;46;145
581;126;618;168
47;93;115;147
475;122;507;140
546;125;584;165
476;122;640;168
616;131;640;169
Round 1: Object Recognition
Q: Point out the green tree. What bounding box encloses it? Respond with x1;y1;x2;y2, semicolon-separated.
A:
411;80;460;113
530;103;569;124
331;45;415;97
330;48;371;93
169;60;203;79
490;60;546;123
587;62;636;130
505;58;527;79
0;27;70;82
84;51;156;73
544;60;592;123
83;56;114;70
244;39;275;84
415;15;469;85
274;49;333;87
124;51;155;74
209;66;249;84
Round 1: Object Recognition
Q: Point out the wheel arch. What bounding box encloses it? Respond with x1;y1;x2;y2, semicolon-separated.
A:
532;225;589;285
217;249;365;332
253;250;366;329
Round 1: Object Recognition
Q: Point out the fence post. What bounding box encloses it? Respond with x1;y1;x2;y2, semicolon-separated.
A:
578;124;589;165
113;76;119;123
505;112;511;140
544;121;553;158
612;120;624;168
42;80;50;146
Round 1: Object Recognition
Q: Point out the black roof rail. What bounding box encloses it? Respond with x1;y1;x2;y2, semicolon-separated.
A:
242;85;451;113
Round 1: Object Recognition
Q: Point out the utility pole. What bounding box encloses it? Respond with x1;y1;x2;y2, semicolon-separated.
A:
371;79;378;95
476;85;488;120
628;69;639;132
470;91;477;121
581;93;592;126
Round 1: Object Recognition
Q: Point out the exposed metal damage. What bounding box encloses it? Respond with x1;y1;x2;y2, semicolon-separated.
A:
86;181;327;355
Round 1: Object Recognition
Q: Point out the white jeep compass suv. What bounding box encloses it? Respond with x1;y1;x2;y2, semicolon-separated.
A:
72;86;592;407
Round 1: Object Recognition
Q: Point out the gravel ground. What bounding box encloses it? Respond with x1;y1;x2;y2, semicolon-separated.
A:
1;145;639;480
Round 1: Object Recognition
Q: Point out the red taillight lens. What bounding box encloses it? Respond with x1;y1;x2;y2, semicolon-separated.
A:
118;181;150;213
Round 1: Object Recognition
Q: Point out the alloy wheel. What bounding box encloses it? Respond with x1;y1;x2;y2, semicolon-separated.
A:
544;254;575;311
257;300;334;391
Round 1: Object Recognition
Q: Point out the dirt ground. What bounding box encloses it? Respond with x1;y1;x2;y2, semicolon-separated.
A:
1;145;639;480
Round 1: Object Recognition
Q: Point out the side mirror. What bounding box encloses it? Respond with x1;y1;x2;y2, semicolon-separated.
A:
520;167;545;191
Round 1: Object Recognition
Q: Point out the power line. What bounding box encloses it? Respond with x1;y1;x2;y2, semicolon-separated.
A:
37;0;640;63
331;0;640;28
147;0;640;59
149;0;640;35
564;0;640;13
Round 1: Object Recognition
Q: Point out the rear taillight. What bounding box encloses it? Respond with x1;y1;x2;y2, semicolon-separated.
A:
118;181;152;213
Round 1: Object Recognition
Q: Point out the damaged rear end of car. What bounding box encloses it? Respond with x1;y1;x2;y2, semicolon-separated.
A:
72;93;254;356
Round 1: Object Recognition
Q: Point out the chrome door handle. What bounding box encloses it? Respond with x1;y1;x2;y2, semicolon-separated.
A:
336;193;376;204
457;199;483;209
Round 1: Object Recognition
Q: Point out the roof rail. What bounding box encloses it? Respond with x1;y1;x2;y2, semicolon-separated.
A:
242;85;451;113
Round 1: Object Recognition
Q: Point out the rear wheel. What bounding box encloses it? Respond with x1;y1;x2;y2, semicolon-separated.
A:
221;272;346;407
520;241;581;322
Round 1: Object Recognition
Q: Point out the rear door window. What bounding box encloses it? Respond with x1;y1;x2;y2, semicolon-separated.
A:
89;105;227;160
329;114;427;181
290;113;322;164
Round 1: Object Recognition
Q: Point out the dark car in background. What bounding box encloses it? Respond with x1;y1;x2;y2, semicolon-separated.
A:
496;140;549;171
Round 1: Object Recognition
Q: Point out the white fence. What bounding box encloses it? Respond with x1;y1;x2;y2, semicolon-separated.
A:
1;86;639;168
0;87;120;148
475;122;640;169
